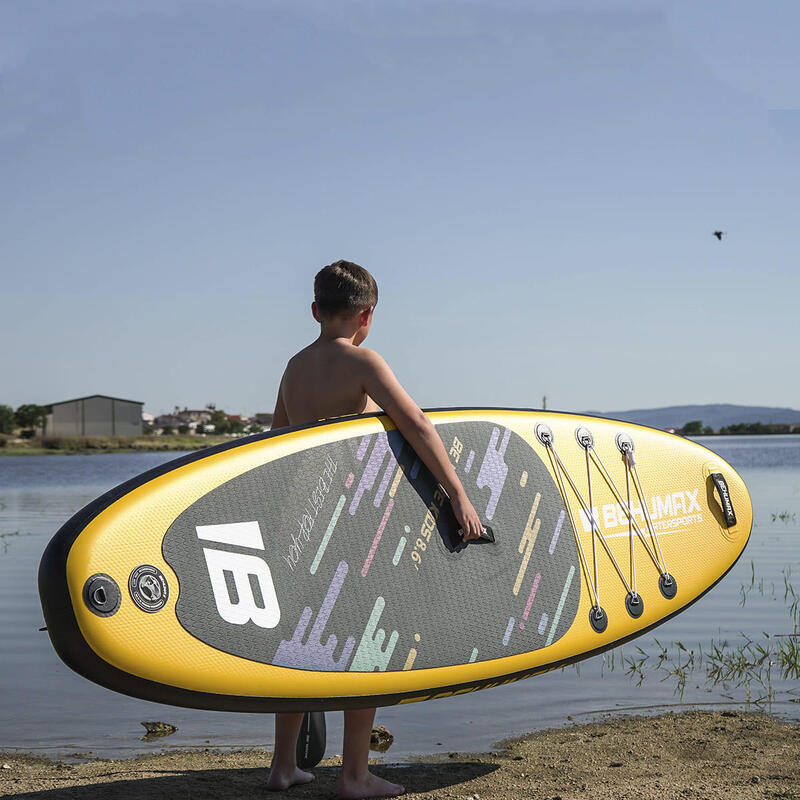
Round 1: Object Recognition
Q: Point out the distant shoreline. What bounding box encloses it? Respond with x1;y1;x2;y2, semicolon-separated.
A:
691;430;800;437
0;435;234;457
1;428;798;457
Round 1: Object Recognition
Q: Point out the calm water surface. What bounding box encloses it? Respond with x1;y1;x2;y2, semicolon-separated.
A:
1;437;798;759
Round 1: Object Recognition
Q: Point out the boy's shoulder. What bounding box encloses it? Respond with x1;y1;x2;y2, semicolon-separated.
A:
288;341;385;367
282;343;389;387
346;345;389;374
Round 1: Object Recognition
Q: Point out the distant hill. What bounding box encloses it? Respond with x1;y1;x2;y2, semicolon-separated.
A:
584;404;800;430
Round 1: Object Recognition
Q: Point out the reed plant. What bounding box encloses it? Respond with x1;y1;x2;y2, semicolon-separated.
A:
621;565;799;705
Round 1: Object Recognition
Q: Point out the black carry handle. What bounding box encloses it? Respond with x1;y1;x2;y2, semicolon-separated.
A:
457;524;495;543
710;473;737;527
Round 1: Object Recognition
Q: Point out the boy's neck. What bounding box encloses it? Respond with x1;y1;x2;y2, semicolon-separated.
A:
318;317;361;344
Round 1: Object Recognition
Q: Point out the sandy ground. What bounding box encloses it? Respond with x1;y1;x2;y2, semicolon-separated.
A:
1;710;798;800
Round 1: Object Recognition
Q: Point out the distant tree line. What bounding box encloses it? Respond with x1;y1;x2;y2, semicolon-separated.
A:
717;422;798;435
0;404;47;437
209;409;245;435
680;419;799;436
680;420;712;435
155;409;263;437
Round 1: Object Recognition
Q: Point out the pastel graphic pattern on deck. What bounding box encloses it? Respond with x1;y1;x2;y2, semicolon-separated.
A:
476;427;511;520
273;560;356;671
349;596;399;672
163;420;580;673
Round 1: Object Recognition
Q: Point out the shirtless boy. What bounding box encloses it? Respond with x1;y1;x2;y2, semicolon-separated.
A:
266;260;484;799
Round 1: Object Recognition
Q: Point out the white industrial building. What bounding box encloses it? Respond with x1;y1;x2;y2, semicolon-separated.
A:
45;394;144;437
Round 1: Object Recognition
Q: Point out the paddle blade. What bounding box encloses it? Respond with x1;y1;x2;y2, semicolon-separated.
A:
296;711;326;768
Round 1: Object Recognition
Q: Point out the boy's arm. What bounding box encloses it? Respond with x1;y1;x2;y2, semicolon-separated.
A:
358;350;483;539
271;379;290;430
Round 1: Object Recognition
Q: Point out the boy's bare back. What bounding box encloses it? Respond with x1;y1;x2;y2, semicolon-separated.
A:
278;338;380;427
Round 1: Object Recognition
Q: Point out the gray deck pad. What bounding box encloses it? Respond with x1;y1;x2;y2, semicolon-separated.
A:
163;422;580;673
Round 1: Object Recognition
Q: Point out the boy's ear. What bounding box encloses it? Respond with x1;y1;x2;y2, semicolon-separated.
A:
359;306;373;327
311;301;321;323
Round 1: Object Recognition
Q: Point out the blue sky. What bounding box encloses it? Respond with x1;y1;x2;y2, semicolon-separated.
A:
2;0;798;416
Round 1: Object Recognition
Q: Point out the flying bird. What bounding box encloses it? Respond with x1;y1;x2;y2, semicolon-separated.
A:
713;231;725;240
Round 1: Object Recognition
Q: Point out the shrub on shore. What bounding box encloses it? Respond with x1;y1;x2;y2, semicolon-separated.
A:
0;433;237;455
41;436;137;451
31;435;231;453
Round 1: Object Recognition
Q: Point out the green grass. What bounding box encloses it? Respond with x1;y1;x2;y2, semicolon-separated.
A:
0;434;235;456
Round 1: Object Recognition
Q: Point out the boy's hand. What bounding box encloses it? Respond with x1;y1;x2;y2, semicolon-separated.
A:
451;491;483;541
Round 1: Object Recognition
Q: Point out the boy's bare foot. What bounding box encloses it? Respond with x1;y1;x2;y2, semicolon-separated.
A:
338;771;405;799
266;766;315;791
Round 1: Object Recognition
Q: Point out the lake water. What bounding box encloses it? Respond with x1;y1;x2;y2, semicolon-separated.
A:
1;436;798;760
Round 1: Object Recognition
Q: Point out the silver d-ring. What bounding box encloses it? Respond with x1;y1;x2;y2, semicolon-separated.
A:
575;426;594;449
615;432;634;454
535;423;554;447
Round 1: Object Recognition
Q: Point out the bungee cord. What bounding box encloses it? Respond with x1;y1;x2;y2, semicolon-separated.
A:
536;423;678;633
542;434;601;612
626;448;669;576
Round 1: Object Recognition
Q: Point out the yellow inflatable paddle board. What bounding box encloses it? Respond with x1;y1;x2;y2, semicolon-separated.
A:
39;408;751;711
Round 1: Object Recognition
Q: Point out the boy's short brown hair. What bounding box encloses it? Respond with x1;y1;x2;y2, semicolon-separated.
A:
314;260;378;317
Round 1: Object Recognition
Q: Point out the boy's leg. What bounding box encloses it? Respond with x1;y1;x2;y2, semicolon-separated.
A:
338;707;404;799
267;712;315;790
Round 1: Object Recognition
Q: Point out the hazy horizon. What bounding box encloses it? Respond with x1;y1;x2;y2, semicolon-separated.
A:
23;394;800;421
3;1;798;416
